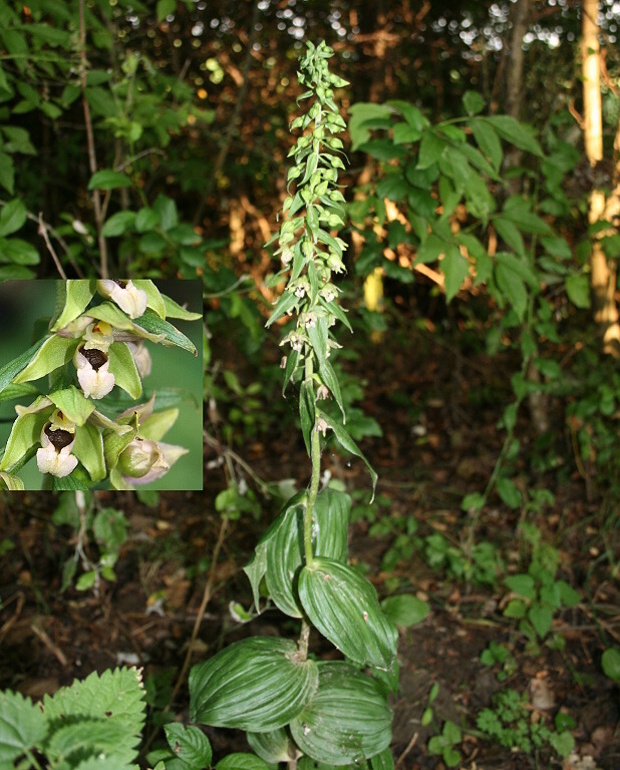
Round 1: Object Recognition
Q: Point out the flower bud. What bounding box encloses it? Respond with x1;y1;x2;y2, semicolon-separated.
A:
36;418;78;478
118;438;168;480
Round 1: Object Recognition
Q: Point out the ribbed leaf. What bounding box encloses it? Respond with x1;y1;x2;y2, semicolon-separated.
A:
246;728;297;764
289;662;392;766
189;637;318;732
264;488;350;618
50;279;97;332
298;558;397;670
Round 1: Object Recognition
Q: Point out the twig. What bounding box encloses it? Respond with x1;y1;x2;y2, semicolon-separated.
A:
396;731;418;766
78;0;108;277
204;430;271;497
31;622;68;667
0;592;24;646
38;213;67;280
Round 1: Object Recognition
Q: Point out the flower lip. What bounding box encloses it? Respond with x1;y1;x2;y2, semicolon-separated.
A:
79;346;108;371
45;425;74;450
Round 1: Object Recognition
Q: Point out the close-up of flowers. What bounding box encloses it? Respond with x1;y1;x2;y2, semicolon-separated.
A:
0;279;201;491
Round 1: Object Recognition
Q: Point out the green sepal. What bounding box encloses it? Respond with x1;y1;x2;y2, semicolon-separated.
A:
139;408;178;442
50;279;97;332
73;422;106;482
103;413;139;472
87;303;164;344
189;637;319;732
289;662;393;766
0;409;49;472
108;342;142;399
298;557;398;671
12;336;78;385
133;311;198;355
49;386;95;426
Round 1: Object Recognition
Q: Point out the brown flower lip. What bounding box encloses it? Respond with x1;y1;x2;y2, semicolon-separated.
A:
79;346;108;371
44;425;74;450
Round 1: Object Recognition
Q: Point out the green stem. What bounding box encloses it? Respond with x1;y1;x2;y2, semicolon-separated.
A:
303;354;321;568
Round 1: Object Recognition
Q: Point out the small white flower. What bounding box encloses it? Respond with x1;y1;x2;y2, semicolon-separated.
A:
82;320;115;353
36;423;78;478
74;346;115;399
316;417;329;436
118;438;167;480
317;384;330;400
97;279;148;319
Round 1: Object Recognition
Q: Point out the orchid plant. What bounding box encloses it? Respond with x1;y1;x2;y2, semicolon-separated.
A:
0;279;201;491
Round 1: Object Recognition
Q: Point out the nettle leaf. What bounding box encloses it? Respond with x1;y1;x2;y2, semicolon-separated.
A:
298;557;397;670
289;662;393;766
50;279;97;332
42;667;146;767
189;637;319;732
164;723;212;769
0;690;47;765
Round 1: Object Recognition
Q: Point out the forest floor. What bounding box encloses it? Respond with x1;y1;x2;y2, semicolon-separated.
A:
0;323;618;770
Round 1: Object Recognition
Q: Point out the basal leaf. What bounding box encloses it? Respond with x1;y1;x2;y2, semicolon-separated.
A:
164;724;212;769
289;662;392;766
246;727;297;764
189;637;318;732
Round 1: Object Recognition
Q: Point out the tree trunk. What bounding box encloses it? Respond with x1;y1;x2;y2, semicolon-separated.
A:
581;0;620;354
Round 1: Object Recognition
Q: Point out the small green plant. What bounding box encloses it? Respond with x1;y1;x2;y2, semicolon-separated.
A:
427;719;462;769
502;523;581;648
0;280;201;490
477;687;575;761
0;667;146;769
480;641;517;682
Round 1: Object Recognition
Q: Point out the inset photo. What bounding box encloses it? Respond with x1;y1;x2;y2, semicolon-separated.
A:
0;279;203;491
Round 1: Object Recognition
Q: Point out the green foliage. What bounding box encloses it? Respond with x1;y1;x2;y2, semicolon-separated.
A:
480;642;517;682
476;688;575;760
427;720;462;768
0;667;145;769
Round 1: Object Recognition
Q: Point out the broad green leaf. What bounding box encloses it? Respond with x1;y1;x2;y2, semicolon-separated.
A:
381;594;430;628
73;422;106;482
496;476;522;509
0;151;15;195
528;604;553;638
556;580;581;607
494;262;528;320
164;724;212;769
50;279;97;331
0;337;47;395
189;637;319;731
0;237;39;265
139;408;179;442
462;90;485;116
135;207;160;233
246;728;297;764
493;216;525;256
392;121;422;145
153;195;178;231
0;198;26;237
387;100;428;132
156;0;176;22
264;488;350;618
602;647;620;683
470;117;503;172
0;690;47;764
298;558;397;670
565;273;590;308
416;233;446;265
540;235;572;260
216;753;273;770
483;115;543;157
289;662;392;766
49;387;95;426
348;103;393;151
441;244;469;303
418;130;446;169
88;169;133;190
108;342;142;399
12;335;78;384
504;574;536;599
101;211;136;237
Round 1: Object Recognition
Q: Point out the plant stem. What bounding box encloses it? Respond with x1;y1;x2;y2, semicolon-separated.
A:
298;618;311;660
302;355;321;568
